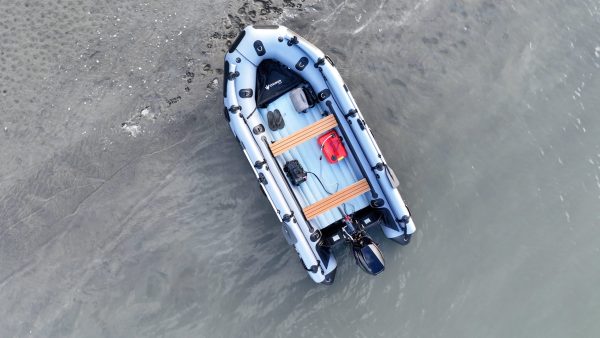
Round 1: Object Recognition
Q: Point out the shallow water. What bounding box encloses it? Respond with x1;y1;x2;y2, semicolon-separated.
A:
1;0;600;337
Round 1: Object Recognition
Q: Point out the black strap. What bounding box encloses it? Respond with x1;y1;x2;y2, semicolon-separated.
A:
300;258;320;273
227;71;240;80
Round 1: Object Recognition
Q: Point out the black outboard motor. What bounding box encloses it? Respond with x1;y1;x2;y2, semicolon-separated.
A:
341;215;385;275
352;236;385;275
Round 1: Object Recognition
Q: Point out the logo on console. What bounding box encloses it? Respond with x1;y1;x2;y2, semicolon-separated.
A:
265;79;282;90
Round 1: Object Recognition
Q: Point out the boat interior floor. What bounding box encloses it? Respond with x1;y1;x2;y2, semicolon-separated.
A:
257;88;370;229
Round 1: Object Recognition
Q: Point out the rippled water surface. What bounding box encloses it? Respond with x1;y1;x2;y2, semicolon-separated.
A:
1;0;600;337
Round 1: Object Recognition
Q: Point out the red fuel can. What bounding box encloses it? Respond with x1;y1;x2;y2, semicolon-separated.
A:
318;129;348;164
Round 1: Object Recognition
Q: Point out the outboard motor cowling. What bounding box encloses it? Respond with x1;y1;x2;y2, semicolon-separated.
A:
340;213;386;275
352;237;385;275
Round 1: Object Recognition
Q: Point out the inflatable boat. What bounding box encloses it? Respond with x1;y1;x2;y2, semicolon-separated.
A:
223;25;416;284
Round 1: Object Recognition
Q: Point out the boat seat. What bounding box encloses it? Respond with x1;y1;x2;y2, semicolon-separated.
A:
303;178;370;220
269;114;337;156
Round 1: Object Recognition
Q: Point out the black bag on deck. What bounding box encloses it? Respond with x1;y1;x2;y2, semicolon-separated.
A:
256;60;304;108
